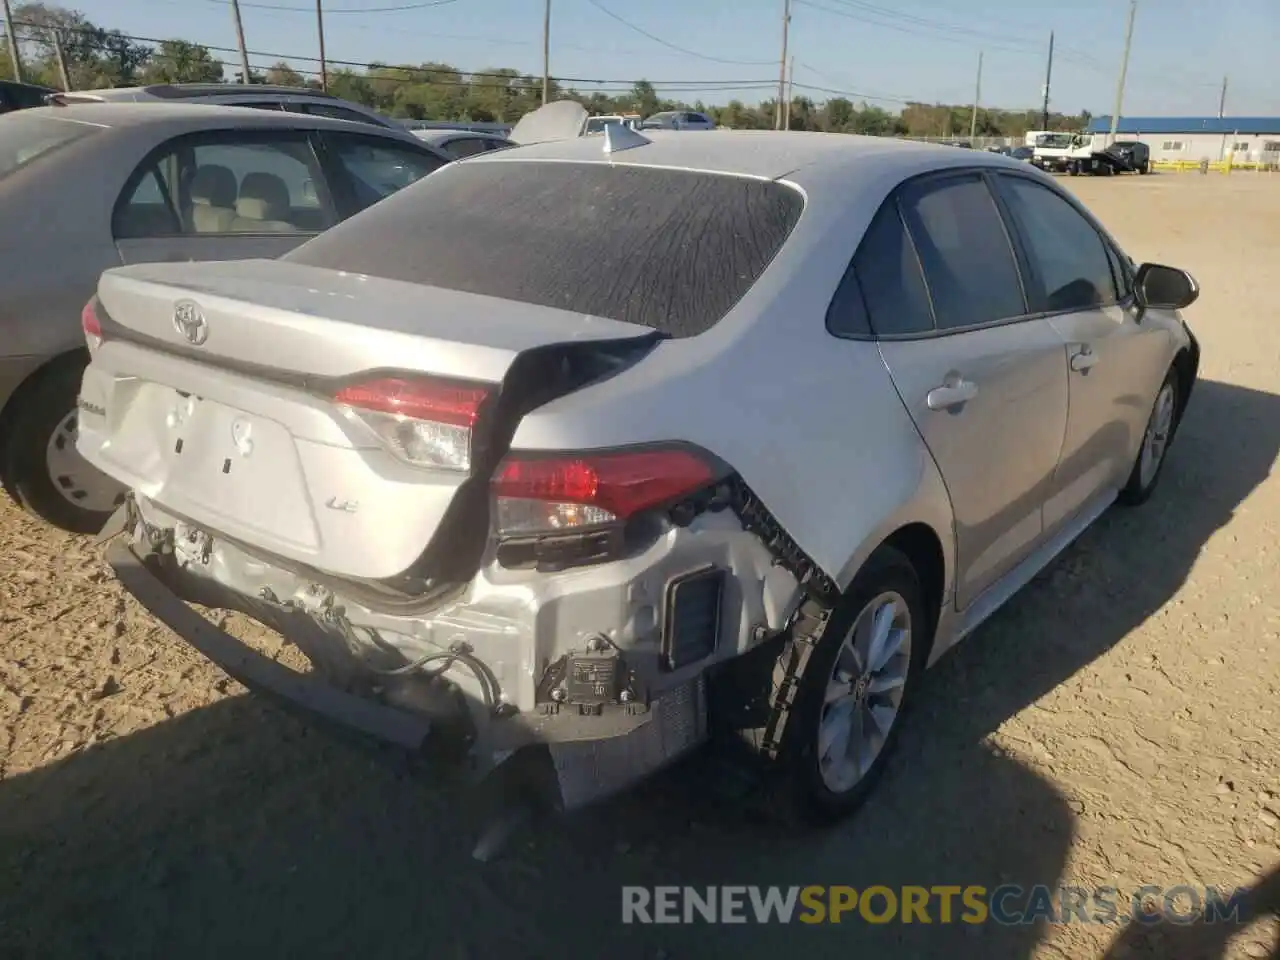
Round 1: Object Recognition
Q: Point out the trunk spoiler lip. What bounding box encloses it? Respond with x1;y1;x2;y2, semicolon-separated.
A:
94;300;667;399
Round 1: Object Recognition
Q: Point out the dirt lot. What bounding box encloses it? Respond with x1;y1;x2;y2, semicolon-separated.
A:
2;172;1279;960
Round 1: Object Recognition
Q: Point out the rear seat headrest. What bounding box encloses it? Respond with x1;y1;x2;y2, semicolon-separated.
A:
236;171;291;221
190;164;237;208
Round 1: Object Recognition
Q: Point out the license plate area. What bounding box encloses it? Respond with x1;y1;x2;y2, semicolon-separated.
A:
117;382;318;549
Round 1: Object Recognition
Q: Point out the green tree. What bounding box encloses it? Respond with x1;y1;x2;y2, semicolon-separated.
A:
631;79;659;117
327;67;374;106
824;97;854;132
141;40;223;84
94;28;149;85
264;60;305;87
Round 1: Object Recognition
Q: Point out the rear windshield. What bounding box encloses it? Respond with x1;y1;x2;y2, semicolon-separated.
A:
286;161;804;337
0;114;99;181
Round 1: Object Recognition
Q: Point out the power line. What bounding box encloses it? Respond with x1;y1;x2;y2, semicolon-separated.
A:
794;0;1228;97
582;0;775;66
14;19;774;86
796;61;935;105
199;0;460;13
238;60;777;94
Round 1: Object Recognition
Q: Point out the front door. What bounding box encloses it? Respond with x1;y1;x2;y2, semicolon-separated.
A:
990;172;1171;533
864;172;1070;609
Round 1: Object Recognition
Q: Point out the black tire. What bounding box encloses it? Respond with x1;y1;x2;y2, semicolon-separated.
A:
775;545;930;824
1117;366;1180;507
0;354;122;533
1140;161;1150;174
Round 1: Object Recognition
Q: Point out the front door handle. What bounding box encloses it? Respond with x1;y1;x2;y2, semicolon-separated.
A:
926;379;979;410
1070;348;1099;373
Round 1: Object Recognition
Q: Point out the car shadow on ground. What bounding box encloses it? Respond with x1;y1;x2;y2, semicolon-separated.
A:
1;378;1277;960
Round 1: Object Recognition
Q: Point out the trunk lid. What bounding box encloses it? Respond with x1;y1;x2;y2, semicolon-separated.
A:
81;260;656;584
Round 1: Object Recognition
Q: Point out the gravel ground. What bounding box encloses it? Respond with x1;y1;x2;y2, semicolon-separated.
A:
1;172;1278;960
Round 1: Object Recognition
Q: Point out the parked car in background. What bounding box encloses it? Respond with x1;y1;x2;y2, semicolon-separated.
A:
0;103;450;533
410;128;514;159
48;83;400;130
0;79;57;114
638;110;716;131
583;114;641;134
1108;140;1151;174
79;127;1200;828
401;119;513;137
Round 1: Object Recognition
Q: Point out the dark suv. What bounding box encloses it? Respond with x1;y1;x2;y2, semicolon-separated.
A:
0;80;56;115
1109;140;1151;174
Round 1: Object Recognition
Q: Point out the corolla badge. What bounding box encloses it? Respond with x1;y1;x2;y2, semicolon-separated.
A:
173;299;208;346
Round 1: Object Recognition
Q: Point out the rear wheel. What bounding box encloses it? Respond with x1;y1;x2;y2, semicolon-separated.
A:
776;546;928;823
0;355;124;533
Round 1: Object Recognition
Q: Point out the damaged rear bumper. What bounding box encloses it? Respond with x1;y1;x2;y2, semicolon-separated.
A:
106;537;437;750
104;531;714;810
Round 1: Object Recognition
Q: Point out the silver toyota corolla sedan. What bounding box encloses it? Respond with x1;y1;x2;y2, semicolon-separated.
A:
78;126;1201;823
0;103;450;533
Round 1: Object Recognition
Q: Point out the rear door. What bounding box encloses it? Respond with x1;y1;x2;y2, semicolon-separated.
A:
866;171;1070;610
990;171;1171;533
112;128;338;265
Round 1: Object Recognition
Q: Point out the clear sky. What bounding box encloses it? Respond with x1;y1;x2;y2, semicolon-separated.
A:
71;0;1278;116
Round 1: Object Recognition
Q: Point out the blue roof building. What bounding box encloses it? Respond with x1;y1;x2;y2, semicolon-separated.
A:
1083;116;1280;162
1087;116;1280;135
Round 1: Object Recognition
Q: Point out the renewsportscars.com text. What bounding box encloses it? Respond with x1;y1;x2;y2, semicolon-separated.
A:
621;884;1249;926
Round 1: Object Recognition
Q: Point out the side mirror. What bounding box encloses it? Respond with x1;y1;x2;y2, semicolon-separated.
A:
1134;262;1199;311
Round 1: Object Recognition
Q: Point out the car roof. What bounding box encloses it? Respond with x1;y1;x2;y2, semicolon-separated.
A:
60;83;344;102
16;102;426;142
475;129;1027;188
415;129;509;144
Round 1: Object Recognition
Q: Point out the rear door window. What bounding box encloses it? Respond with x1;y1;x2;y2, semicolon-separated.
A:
898;174;1026;330
113;131;335;238
288;162;804;337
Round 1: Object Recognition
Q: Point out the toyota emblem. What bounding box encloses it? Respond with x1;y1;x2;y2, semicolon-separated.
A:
173;299;208;346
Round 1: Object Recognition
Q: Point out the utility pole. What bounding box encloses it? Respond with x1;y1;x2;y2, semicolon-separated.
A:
969;50;983;141
541;0;551;104
1217;75;1228;118
1108;0;1137;146
2;0;23;82
51;29;70;90
1041;30;1054;130
315;0;327;90
775;0;791;130
783;55;794;129
230;0;252;85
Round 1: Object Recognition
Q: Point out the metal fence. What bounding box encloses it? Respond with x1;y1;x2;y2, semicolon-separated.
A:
896;135;1019;150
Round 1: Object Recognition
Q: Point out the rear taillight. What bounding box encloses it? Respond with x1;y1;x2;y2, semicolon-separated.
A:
81;298;102;350
491;448;716;538
333;376;492;472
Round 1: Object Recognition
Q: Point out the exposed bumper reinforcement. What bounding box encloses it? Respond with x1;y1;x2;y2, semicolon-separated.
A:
106;538;435;751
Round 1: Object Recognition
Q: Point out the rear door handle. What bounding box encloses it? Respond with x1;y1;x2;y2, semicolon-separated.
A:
926;379;979;410
1070;348;1099;372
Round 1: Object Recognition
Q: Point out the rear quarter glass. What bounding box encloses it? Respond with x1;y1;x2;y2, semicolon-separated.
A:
286;162;805;338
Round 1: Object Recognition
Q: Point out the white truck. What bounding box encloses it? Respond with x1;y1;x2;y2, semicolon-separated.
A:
1029;131;1139;176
